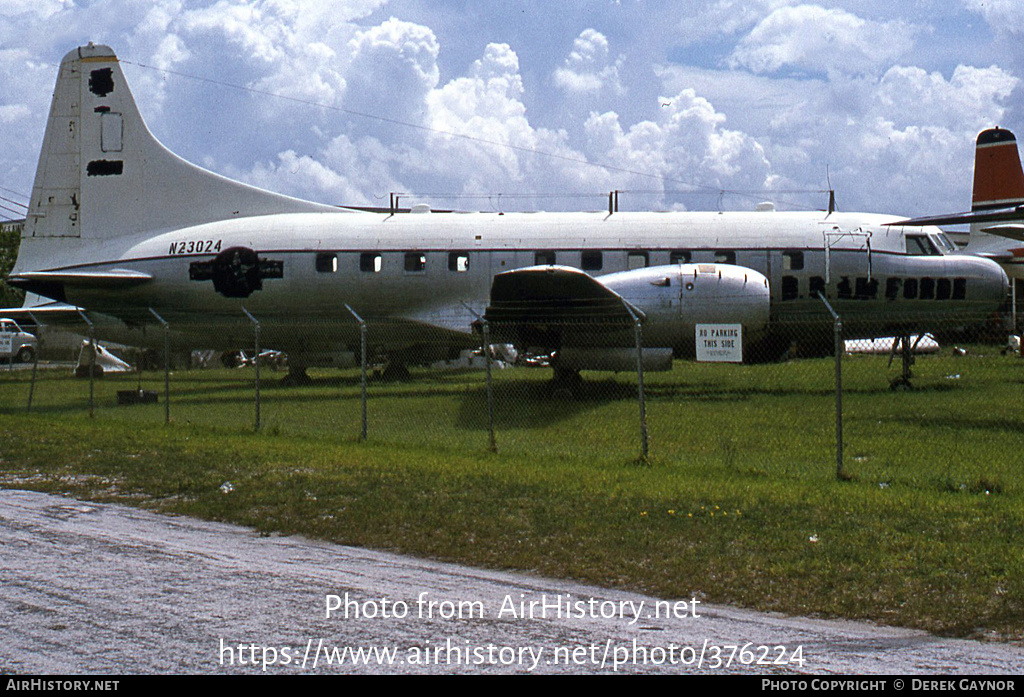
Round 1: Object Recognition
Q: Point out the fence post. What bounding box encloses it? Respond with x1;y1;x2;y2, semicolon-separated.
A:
242;308;260;431
149;308;170;424
345;304;368;441
77;310;95;418
482;320;497;453
817;292;843;479
621;305;649;463
26;312;41;412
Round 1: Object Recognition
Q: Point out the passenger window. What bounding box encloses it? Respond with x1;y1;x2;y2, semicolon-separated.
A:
535;251;556;265
953;278;966;300
582;250;603;271
315;252;337;273
449;252;470;272
837;277;852;300
920;277;935;300
809;276;826;298
936;278;951;300
885;278;901;301
781;276;799;301
670;250;691;264
715;250;736;265
627;252;648;270
903;278;918;299
855;277;878;300
783;251;804;271
360;253;382;273
404;252;426;272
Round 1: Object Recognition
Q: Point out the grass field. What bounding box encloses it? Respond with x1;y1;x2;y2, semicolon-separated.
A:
1;347;1022;642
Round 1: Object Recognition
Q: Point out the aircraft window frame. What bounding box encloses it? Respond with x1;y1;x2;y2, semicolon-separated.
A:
837;276;852;300
885;277;901;301
315;252;337;273
854;277;878;300
920;277;935;300
670;250;691;264
903;278;918;299
906;235;941;256
535;250;556;265
781;275;799;301
953;278;967;300
931;233;957;255
809;276;826;298
359;252;382;273
783;251;804;271
627;251;649;270
448;252;470;273
581;250;603;271
404;252;427;273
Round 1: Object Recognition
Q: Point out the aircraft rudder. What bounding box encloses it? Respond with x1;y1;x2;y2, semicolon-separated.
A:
22;43;340;255
972;127;1024;211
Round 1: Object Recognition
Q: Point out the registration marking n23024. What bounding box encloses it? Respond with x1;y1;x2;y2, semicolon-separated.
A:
169;239;223;255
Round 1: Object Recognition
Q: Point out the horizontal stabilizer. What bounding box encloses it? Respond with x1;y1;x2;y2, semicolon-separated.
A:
10;269;153;288
979;224;1024;242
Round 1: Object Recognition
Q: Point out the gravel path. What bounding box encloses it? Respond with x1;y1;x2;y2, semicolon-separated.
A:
1;489;1020;674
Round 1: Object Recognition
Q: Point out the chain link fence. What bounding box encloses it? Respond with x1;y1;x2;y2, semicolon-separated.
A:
2;304;1021;488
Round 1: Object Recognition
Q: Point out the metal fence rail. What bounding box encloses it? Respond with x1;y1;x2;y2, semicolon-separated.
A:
3;306;1021;486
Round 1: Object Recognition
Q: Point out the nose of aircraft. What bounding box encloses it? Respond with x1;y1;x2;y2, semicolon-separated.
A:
960;254;1010;309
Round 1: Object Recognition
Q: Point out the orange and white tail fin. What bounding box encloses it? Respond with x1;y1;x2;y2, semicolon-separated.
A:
972;127;1024;212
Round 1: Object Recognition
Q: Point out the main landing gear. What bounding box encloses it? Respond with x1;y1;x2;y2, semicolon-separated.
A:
888;335;915;391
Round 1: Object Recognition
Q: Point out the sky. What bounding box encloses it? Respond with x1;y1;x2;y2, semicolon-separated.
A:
0;0;1022;220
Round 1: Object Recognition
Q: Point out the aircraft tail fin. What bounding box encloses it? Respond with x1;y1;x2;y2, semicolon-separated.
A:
972;127;1024;212
17;44;337;271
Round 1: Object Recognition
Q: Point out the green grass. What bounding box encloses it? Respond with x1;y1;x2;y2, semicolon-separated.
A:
1;348;1022;642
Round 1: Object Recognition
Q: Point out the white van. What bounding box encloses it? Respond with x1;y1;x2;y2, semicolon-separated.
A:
0;318;38;363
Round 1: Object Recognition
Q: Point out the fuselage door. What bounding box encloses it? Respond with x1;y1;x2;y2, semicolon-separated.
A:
822;226;872;286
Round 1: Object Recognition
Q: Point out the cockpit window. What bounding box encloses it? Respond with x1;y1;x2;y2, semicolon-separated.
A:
906;235;941;256
931;233;957;254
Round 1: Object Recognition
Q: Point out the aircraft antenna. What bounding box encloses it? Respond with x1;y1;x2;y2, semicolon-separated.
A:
826;166;837;216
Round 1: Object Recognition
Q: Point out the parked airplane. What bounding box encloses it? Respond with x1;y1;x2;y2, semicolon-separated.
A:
5;44;1010;383
892;127;1024;281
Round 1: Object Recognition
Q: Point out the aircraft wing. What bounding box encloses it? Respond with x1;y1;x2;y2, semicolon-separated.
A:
484;265;643;325
888;205;1024;228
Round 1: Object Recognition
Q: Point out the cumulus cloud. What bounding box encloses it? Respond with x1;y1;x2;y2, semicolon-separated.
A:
553;29;625;95
0;1;1020;219
675;0;788;45
729;4;918;76
658;54;1019;215
0;0;73;20
583;89;774;199
424;43;535;183
965;0;1024;33
345;18;440;128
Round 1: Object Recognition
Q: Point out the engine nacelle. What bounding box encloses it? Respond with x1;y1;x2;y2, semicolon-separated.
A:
600;263;772;360
555;347;674;373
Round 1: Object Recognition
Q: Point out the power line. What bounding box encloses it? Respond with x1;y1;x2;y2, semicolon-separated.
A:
121;58;818;210
0;194;28;210
0;202;26;217
0;185;29;203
